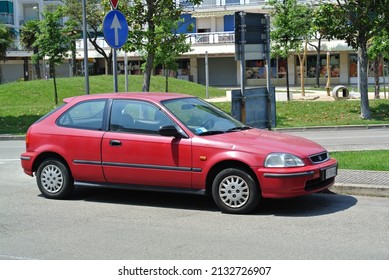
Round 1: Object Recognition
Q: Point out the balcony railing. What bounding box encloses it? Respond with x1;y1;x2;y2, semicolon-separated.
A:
0;13;14;25
187;32;234;44
73;32;234;51
7;40;27;52
179;0;269;9
179;0;321;9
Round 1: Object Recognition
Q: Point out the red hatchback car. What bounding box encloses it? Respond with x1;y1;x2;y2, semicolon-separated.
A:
21;93;337;214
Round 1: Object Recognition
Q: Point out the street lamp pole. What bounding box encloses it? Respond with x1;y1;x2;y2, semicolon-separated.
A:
82;0;90;94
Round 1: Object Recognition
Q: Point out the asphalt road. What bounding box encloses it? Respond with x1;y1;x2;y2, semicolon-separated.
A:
283;127;389;152
0;139;389;260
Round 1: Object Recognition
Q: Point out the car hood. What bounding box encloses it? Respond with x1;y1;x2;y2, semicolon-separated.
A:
202;128;326;158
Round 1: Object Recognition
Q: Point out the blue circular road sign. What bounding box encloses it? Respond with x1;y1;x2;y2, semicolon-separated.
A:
103;10;129;48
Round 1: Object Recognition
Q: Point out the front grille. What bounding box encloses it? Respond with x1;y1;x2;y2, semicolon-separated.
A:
309;152;329;164
305;177;335;191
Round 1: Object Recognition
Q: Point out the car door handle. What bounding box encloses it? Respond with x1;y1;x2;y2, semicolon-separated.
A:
109;140;122;146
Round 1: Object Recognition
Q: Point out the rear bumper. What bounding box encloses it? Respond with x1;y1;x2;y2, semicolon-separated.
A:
20;153;34;176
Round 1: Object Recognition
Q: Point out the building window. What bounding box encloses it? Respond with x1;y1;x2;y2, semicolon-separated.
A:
349;54;358;77
297;54;340;79
350;53;387;78
0;0;14;24
278;59;287;78
246;59;277;79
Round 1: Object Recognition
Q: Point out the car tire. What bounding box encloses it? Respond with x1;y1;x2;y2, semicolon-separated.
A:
36;158;74;199
212;168;260;214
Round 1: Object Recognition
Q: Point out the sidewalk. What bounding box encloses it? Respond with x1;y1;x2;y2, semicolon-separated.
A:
332;169;389;197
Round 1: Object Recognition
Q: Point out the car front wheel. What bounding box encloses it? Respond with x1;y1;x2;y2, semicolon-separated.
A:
36;158;74;199
212;168;260;214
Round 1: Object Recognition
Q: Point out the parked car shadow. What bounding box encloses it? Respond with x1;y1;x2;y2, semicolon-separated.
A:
257;191;358;217
69;186;219;212
64;187;357;216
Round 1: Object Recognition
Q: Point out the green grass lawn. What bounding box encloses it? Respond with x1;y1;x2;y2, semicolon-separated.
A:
216;99;389;128
331;150;389;171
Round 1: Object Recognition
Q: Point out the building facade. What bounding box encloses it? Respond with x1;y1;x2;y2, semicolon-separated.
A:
1;0;388;86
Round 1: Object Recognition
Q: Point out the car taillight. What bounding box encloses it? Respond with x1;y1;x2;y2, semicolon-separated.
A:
25;133;29;149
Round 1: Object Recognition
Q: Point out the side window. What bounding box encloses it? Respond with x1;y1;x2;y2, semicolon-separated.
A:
110;100;174;134
57;100;107;130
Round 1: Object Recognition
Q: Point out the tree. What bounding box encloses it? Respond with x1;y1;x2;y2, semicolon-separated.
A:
320;0;388;119
0;24;13;84
269;0;312;99
20;20;42;79
63;0;113;74
153;14;194;92
33;6;73;105
309;3;344;88
367;30;389;99
120;0;201;92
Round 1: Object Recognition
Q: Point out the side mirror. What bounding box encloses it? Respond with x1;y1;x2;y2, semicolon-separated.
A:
158;125;182;138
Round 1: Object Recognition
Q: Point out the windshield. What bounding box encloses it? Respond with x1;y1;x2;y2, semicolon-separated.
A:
162;97;250;135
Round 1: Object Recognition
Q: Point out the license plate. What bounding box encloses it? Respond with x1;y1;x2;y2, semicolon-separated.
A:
322;166;337;180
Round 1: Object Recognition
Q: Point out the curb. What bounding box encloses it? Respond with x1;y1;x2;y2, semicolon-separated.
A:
0;134;25;141
331;183;389;198
273;124;389;132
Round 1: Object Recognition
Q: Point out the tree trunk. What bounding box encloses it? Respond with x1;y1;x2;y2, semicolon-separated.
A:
298;53;305;96
165;67;169;93
142;52;154;92
358;45;371;119
71;41;77;76
33;48;42;79
50;61;58;105
285;58;291;101
373;56;381;99
325;52;331;96
315;38;321;88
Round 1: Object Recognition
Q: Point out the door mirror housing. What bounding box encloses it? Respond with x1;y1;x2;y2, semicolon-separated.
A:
159;125;183;138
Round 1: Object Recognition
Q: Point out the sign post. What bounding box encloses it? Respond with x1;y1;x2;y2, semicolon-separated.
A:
103;3;128;92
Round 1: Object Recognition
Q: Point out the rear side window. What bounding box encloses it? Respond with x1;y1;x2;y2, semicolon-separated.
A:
34;103;66;124
57;99;107;130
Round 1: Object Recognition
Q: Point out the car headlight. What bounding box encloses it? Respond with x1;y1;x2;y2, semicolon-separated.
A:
264;153;305;167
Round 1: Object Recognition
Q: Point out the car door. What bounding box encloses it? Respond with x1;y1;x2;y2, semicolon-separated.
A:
101;99;193;188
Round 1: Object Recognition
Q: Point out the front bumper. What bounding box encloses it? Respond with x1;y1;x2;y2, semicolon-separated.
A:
256;159;338;198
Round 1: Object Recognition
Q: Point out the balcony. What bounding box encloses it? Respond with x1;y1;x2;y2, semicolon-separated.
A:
187;31;234;44
179;0;269;9
0;12;14;25
179;0;322;10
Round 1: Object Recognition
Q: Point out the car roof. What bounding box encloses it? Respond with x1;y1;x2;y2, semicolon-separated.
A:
63;92;194;103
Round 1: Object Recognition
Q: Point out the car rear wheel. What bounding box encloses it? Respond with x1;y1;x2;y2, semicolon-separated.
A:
36;158;74;199
212;168;260;214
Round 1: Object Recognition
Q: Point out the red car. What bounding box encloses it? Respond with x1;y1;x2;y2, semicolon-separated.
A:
21;93;337;214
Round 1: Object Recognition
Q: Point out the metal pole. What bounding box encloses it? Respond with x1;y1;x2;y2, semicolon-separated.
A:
124;52;128;92
113;48;118;92
82;0;90;94
265;14;271;95
265;14;272;130
240;11;246;99
357;49;361;93
205;51;209;99
240;11;246;123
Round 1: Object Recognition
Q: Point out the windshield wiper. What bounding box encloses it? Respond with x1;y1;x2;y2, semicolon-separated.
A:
197;130;225;136
226;126;252;132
